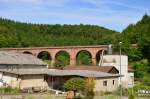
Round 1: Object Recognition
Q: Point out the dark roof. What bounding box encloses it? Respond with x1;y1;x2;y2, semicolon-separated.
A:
63;66;119;73
0;68;120;78
0;51;46;65
47;69;120;78
0;69;48;75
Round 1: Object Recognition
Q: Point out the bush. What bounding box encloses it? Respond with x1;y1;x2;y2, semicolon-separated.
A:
113;86;128;96
0;87;20;94
64;77;96;99
64;77;85;99
128;88;135;99
64;77;85;91
84;77;95;99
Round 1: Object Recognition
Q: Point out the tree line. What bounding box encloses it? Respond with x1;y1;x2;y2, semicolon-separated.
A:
0;18;118;48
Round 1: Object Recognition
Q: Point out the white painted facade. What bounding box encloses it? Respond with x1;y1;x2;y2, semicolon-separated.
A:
101;55;134;88
0;72;19;87
128;72;134;88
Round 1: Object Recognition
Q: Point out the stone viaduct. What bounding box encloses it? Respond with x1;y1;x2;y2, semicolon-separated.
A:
0;45;112;66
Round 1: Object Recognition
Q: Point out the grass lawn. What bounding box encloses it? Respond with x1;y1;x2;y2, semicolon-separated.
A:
0;94;149;99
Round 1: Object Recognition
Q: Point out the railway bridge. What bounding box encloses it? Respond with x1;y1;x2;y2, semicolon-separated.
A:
0;45;112;66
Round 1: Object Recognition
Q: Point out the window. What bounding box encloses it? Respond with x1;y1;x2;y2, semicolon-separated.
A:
103;81;107;86
113;80;115;85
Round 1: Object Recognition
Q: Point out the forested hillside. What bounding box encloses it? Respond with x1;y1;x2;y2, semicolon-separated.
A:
121;14;150;62
0;18;118;48
0;15;150;62
121;14;150;87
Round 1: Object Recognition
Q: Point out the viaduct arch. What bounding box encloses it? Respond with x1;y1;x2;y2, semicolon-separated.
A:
0;45;112;66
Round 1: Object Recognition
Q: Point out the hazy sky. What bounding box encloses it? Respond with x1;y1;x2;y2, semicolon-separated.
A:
0;0;150;32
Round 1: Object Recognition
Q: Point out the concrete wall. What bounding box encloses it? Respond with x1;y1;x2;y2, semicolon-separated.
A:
20;75;48;90
128;72;134;88
94;77;118;92
102;55;128;88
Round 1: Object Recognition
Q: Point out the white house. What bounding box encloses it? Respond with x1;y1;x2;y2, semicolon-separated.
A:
101;55;134;88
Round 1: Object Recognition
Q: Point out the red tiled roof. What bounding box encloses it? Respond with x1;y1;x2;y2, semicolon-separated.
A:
63;66;118;73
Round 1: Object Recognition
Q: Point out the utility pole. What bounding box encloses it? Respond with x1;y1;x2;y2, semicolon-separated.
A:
119;42;122;99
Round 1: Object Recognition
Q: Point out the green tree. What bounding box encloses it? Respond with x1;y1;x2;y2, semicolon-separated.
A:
77;51;92;65
122;14;150;62
37;51;50;60
55;51;70;68
64;77;85;91
55;55;69;68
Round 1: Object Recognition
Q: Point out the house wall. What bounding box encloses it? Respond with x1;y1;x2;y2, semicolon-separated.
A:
0;72;20;88
20;75;48;90
94;77;118;92
0;72;48;91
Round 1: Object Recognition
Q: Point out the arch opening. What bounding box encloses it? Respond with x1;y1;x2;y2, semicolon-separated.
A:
37;51;51;66
96;50;108;65
23;51;33;55
76;50;92;66
55;51;70;68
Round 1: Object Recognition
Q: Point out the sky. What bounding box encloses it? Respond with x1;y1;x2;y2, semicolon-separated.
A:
0;0;150;32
